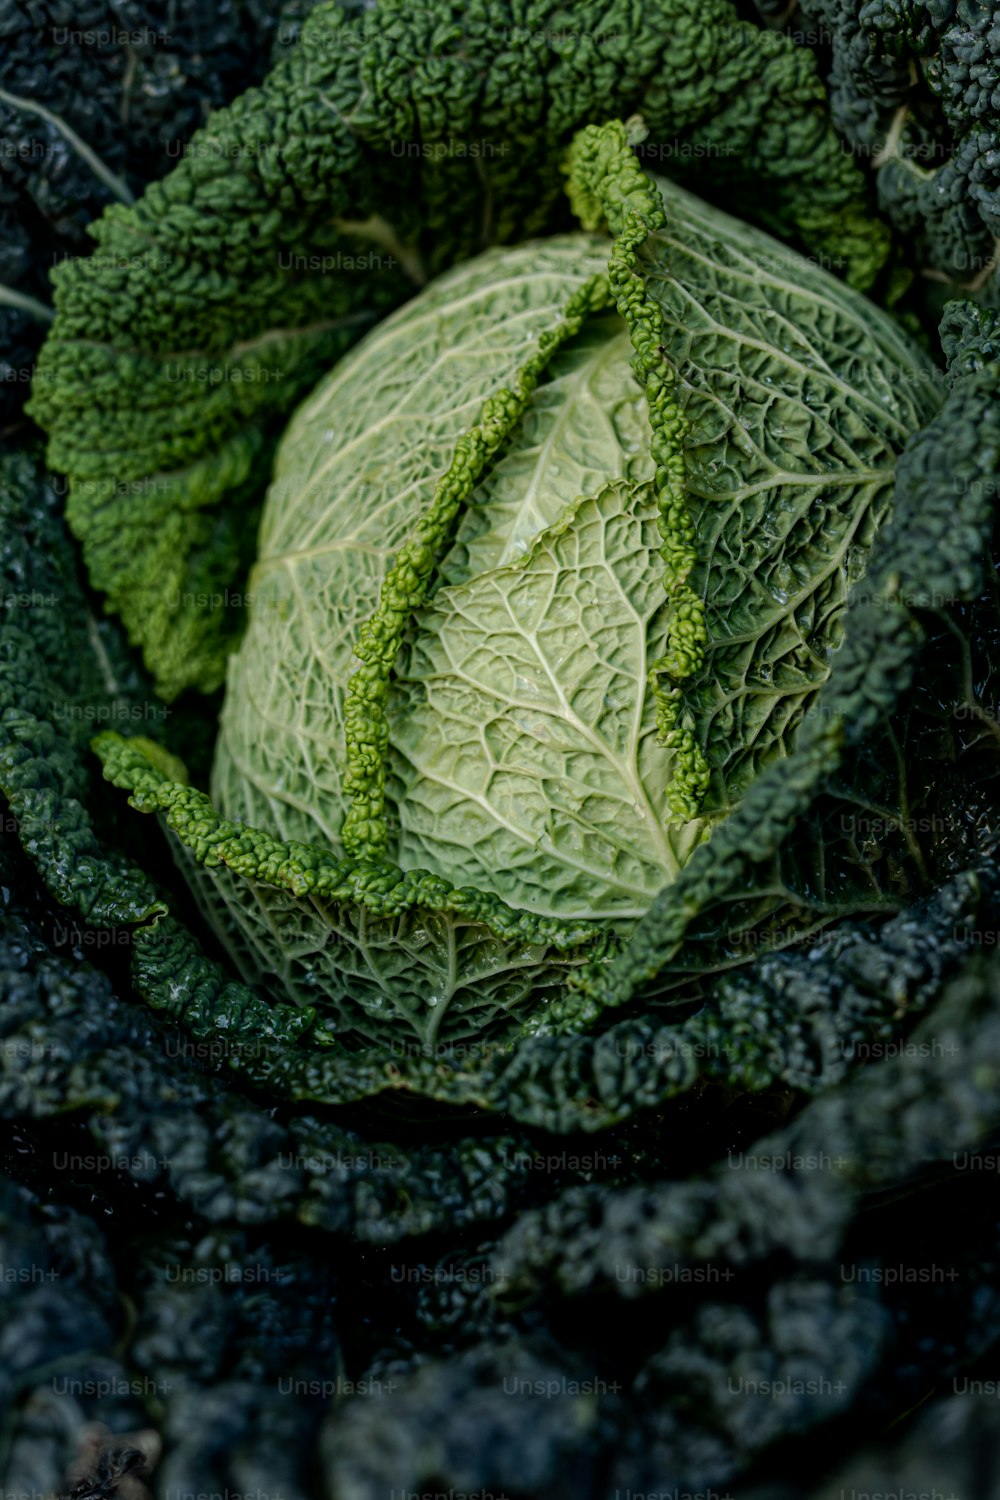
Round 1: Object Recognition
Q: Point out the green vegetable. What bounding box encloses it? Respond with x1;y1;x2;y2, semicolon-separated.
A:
5;8;1000;1492
93;124;941;1048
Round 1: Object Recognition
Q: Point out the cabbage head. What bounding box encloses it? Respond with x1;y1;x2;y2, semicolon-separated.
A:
96;125;943;1049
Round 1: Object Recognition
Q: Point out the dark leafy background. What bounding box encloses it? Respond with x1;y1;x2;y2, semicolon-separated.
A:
0;0;358;437
2;1;1000;1496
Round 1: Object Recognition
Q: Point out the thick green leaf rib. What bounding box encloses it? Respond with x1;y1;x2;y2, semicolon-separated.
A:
566;121;709;818
341;272;614;862
95;730;616;1049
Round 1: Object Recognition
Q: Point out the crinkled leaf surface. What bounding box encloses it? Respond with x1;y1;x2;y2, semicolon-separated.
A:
644;187;943;806
128;175;941;1045
215;236;636;850
390;480;705;923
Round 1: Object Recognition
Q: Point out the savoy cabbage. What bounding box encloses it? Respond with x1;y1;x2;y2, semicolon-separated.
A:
92;123;942;1048
3;4;1000;1495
